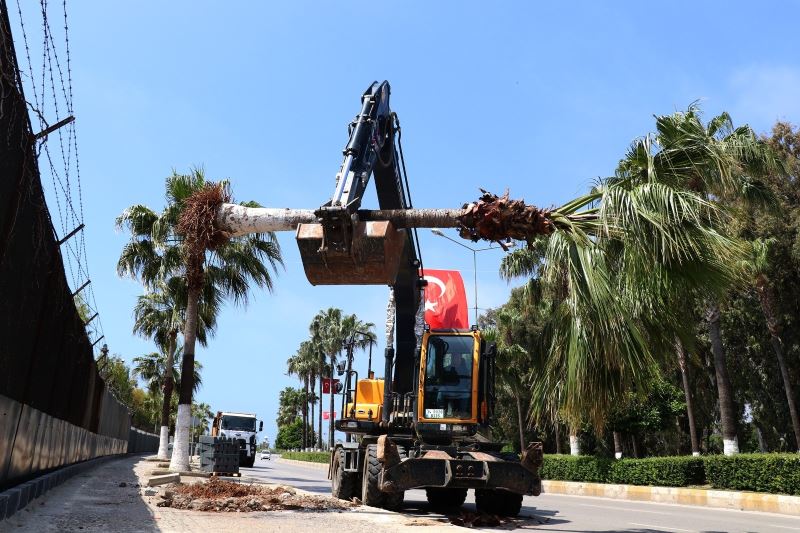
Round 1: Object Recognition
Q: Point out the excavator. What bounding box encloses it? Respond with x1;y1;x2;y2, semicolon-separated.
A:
294;81;543;516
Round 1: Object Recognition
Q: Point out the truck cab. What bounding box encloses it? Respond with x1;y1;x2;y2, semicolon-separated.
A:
211;411;263;468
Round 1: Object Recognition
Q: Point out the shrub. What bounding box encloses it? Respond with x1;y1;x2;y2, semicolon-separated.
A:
281;451;330;464
704;454;800;495
540;454;612;483
608;457;705;487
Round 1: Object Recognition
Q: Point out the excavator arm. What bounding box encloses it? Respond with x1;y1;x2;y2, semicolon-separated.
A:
296;80;422;403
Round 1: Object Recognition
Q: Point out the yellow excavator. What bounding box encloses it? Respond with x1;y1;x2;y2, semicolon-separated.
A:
295;81;542;516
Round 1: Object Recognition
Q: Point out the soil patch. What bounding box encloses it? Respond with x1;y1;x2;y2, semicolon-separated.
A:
156;478;355;513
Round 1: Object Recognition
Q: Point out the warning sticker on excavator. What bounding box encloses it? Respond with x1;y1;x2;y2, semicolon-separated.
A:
425;409;444;418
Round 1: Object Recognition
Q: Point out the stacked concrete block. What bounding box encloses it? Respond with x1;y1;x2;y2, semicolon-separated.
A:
197;436;240;474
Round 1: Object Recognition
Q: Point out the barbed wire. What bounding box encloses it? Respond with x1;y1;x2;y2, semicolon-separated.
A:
10;0;104;350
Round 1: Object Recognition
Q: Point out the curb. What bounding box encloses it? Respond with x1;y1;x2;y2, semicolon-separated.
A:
276;457;330;471
0;453;125;521
541;480;800;516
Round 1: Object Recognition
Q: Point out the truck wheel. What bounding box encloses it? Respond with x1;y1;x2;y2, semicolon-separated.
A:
243;456;255;468
331;448;355;500
475;489;523;517
425;488;468;509
361;444;384;507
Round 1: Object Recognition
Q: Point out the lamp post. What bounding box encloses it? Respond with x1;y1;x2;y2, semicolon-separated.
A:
430;229;515;324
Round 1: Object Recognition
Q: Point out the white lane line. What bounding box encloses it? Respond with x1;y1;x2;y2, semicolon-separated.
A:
578;502;670;515
630;522;694;532
769;526;800;531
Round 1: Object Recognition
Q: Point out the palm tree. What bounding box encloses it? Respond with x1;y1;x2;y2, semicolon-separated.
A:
310;308;375;449
132;348;204;398
287;342;317;449
119;169;283;472
743;239;800;450
131;279;219;459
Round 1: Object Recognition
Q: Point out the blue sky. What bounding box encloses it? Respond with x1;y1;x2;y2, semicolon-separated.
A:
11;1;800;444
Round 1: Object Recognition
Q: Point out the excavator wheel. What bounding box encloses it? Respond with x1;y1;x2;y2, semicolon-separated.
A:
425;488;468;509
331;447;356;500
475;489;523;517
361;444;384;507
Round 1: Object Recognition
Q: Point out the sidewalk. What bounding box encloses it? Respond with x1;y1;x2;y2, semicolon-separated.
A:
0;455;454;532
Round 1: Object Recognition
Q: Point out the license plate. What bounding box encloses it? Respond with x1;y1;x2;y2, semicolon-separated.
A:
425;409;444;419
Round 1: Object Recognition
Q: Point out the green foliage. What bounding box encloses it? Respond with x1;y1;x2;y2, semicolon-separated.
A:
705;454;800;495
540;455;612;483
274;418;315;450
608;378;685;435
608;457;705;487
277;387;305;427
281;451;330;463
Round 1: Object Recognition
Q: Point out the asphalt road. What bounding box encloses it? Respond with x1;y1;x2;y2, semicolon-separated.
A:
241;456;800;533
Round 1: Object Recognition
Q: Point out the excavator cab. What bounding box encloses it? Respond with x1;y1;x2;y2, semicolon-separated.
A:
415;330;490;440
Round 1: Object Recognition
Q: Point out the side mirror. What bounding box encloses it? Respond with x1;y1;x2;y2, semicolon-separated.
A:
259;421;263;432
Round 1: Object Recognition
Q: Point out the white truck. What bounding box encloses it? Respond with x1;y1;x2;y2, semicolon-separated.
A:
211;411;263;467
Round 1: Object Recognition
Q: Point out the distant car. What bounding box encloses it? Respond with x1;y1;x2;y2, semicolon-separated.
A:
260;450;271;460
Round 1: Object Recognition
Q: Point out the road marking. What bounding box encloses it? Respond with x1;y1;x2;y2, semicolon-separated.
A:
578;502;670;515
769;526;800;531
630;522;694;532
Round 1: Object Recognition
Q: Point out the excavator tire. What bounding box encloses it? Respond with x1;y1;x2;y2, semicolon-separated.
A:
361;444;384;507
425;488;468;509
331;447;355;500
475;489;523;517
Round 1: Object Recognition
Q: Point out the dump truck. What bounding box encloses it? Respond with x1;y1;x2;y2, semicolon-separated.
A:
211;411;263;468
292;81;543;516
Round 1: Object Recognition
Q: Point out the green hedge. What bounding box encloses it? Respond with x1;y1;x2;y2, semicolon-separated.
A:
608;456;705;487
541;453;800;495
540;455;612;482
705;454;800;495
281;451;330;464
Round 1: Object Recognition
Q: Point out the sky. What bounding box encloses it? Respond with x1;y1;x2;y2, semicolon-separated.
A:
9;1;800;445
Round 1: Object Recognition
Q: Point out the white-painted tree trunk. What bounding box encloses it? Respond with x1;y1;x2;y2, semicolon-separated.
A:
723;437;739;456
215;203;464;237
692;451;701;457
156;426;170;460
569;434;581;456
169;404;191;471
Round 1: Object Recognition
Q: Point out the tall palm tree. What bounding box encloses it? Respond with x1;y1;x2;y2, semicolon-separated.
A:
132;348;204;398
744;239;800;450
287;343;317;449
310;308;375;449
131;278;219;459
119;169;283;472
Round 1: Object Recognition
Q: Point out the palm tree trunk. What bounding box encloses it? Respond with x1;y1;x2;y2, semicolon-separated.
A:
329;353;335;450
157;333;177;460
676;339;701;456
706;302;739;455
569;428;580;456
310;378;316;450
515;395;525;452
755;278;800;451
631;434;640;458
170;285;201;472
302;375;308;450
554;423;563;454
318;357;323;450
613;431;623;459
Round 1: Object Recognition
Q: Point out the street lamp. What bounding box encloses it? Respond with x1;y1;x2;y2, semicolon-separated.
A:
430;229;515;324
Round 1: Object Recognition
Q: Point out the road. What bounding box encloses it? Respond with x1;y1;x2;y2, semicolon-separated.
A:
242;457;800;533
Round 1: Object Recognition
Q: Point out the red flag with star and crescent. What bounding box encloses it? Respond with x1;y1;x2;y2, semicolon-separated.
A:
423;269;469;329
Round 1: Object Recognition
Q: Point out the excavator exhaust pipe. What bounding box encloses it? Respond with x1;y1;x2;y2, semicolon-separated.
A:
296;220;406;285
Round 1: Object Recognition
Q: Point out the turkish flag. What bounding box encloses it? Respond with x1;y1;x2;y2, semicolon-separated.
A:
322;378;339;394
322;411;337;420
423;269;469;329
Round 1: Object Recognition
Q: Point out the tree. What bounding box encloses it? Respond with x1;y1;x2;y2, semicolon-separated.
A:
119;169;283;472
288;340;320;449
275;418;315;450
310;308;375;448
191;402;214;439
277;387;305;428
130;279;219;459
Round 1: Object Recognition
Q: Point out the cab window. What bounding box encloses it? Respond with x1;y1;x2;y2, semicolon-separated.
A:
422;335;474;420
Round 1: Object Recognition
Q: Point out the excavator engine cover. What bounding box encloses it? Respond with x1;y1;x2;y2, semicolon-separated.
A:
296;221;405;285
